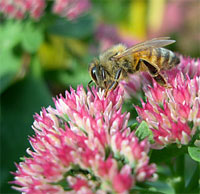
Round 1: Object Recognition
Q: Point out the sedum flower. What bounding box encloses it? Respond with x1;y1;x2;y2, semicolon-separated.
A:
0;0;46;19
172;56;200;78
12;86;156;193
136;57;200;148
53;0;90;20
0;0;90;20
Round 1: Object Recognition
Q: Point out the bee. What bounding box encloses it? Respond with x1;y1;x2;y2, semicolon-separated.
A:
88;37;180;96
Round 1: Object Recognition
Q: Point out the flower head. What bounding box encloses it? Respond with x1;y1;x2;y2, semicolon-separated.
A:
0;0;90;20
136;57;200;148
53;0;90;20
0;0;45;19
173;56;200;78
12;86;156;193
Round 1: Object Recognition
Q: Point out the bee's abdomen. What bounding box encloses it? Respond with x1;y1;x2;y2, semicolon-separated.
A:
153;48;180;70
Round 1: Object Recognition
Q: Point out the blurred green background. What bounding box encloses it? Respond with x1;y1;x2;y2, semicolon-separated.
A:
0;0;199;193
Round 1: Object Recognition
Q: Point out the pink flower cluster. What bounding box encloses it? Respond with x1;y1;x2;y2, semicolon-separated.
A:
136;57;200;148
12;86;156;193
0;0;90;20
53;0;90;20
170;56;200;79
0;0;45;19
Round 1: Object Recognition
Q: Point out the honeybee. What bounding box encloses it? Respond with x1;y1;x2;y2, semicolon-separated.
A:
88;37;180;96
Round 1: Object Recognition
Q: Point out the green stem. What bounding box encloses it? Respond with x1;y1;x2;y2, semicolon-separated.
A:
173;154;185;193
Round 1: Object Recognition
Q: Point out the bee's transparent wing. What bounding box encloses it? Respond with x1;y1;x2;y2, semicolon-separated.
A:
113;37;175;59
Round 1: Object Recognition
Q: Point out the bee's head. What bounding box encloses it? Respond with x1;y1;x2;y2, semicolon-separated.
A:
88;59;109;89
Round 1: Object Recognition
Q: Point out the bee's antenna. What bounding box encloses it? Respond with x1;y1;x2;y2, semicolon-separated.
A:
88;80;95;97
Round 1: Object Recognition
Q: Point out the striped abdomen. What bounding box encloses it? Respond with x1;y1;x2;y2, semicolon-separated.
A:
134;47;180;71
146;47;180;70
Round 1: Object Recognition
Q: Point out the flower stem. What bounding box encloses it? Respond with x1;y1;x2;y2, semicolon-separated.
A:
173;154;185;193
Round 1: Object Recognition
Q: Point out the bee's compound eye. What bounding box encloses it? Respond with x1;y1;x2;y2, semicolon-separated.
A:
91;67;97;82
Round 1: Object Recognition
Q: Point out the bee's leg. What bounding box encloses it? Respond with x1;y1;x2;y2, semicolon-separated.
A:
88;80;95;97
140;59;159;75
153;73;169;87
105;81;119;97
140;59;169;87
105;68;122;97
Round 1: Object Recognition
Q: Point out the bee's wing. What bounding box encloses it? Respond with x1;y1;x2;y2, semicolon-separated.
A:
113;37;175;59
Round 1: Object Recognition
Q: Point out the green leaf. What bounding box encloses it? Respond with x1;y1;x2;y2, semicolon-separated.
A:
21;22;44;53
0;20;22;51
48;14;94;39
51;179;71;191
143;181;174;194
188;146;200;162
131;186;165;194
130;122;138;131
0;20;43;53
135;121;154;142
